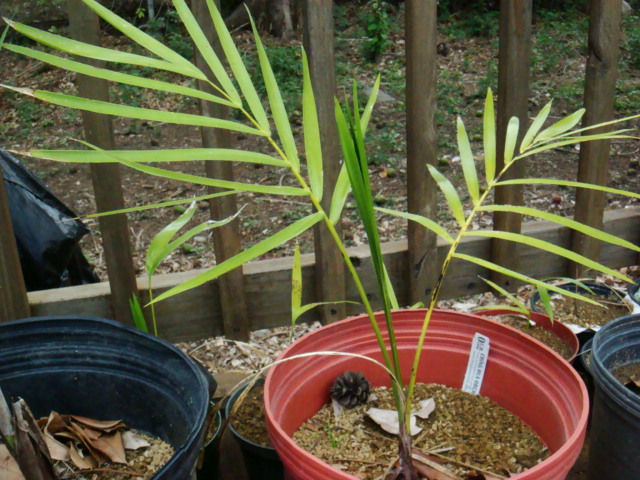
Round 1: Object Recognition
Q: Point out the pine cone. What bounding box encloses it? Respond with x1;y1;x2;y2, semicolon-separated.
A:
330;371;371;408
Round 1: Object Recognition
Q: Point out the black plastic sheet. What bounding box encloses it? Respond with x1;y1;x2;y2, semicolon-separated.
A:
1;149;98;291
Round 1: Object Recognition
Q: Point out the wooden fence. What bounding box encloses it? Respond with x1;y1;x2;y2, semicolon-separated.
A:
0;0;637;340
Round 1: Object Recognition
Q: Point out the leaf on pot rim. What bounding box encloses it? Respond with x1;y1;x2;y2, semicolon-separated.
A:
122;430;150;451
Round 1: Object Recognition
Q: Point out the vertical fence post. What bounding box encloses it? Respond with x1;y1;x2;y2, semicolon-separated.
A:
570;0;622;275
191;0;250;340
67;0;138;326
0;167;30;322
406;0;438;305
303;0;346;323
491;0;532;288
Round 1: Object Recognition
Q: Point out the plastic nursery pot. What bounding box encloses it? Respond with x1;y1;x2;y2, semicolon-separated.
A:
264;309;588;480
197;409;223;479
588;314;640;480
628;280;640;310
0;316;213;480
474;309;579;363
529;280;620;345
226;379;284;480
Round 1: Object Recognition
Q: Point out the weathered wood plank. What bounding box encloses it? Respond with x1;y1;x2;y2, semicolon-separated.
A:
66;0;138;326
405;0;439;305
303;0;346;324
570;0;622;276
0;167;30;321
28;210;640;342
192;0;250;340
491;0;532;288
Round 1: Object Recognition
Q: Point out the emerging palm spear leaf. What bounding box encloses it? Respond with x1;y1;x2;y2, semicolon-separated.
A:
2;0;639;477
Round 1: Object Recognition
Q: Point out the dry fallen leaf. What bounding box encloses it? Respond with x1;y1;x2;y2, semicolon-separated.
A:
366;408;421;436
413;398;436;419
0;443;26;480
68;416;125;433
122;430;150;451
69;445;96;470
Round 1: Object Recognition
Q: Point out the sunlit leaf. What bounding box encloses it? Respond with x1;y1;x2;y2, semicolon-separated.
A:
457;116;479;204
5;19;192;76
535;108;585;143
33;90;264;136
478;204;640;253
514;131;634;160
495;178;640;200
479;276;529;313
427;164;465;226
376;207;454;244
251;15;299;169
206;0;270;132
383;263;399;310
77;141;305;196
146;202;197;275
151;212;323;304
81;0;204;78
172;0;241;103
291;244;303;316
329;162;350;225
536;285;554;322
28;147;286;167
483;88;496;183
302;48;323;200
520;100;551;152
503;116;519;165
463;230;632;283
361;75;381;134
81;191;238;220
453;253;602;306
129;295;148;333
4;44;235;107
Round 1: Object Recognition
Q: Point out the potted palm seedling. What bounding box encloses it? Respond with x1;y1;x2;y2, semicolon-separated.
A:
2;0;640;477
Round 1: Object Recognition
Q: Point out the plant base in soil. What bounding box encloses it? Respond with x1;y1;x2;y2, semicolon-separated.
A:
294;383;549;479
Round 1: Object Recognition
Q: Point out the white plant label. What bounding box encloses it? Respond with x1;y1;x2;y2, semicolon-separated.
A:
462;333;490;395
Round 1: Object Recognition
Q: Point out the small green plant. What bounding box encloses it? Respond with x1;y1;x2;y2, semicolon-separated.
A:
361;0;392;62
3;1;640;477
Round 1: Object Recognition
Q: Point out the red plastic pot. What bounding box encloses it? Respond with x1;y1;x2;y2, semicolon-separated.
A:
264;309;588;480
474;309;580;362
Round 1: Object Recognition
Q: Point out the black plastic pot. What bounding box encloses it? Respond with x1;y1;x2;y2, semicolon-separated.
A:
588;314;640;480
0;316;213;479
197;409;223;478
628;280;640;309
226;381;284;480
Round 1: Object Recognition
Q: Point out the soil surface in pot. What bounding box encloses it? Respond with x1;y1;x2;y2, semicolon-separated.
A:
54;430;174;480
230;382;273;448
534;293;630;329
294;383;548;479
486;314;573;360
612;362;640;395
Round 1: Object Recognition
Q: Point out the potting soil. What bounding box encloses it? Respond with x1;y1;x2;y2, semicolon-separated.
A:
230;382;273;448
294;383;549;479
534;293;630;329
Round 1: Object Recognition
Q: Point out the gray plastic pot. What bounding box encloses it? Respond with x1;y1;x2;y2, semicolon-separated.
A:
588;313;640;480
